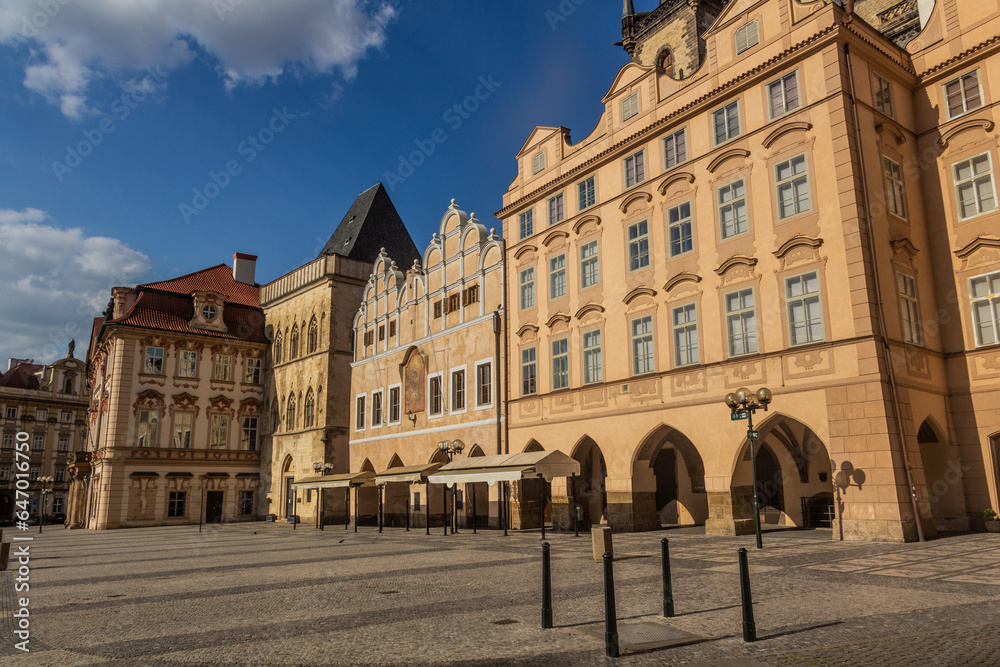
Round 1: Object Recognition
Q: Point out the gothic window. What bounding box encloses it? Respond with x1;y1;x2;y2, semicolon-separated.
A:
307;317;318;353
289;325;299;359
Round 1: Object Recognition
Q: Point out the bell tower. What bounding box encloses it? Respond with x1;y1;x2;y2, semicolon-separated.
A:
618;0;726;80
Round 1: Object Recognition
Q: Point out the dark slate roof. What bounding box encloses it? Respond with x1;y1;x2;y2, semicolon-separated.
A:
317;183;420;266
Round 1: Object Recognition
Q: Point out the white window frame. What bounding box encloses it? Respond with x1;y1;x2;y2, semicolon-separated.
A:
172;412;193;449
1;434;13;448
726;287;759;357
388;383;402;424
137;410;158;448
520;267;535;310
209;414;229;450
953;152;997;220
241;416;258;451
775;153;812;220
712;100;741;146
944;69;983;119
370;389;384;428
213;354;233;382
245;357;262;384
630;315;656;376
450;366;467;415
624;149;646;188
578;175;596;211
897;273;923;346
35;409;47;421
622;92;639;121
428;372;444;418
548;192;564;226
970;270;1000;347
355;394;366;431
549;253;567;299
767;70;800;119
628;220;650;272
735;19;759;55
551;338;569;390
144;346;164;375
582;329;602;385
474;359;494;410
672;303;699;367
580;240;600;289
719;178;749;239
521;347;537;396
786;271;825;347
873;72;894;118
61;411;72;423
57;436;69;452
4;406;16;420
668;201;693;257
532;151;546;174
883;156;907;220
178;350;198;378
31;434;43;450
663;128;687;169
519;208;534;239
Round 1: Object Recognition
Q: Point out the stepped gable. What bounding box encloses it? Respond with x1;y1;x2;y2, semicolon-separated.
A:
317;182;420;267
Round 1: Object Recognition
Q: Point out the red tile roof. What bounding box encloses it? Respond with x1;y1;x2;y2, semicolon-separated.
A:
0;362;42;389
110;290;267;343
139;264;259;307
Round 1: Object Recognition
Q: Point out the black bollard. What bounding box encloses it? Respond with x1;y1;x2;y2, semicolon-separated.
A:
378;486;383;534
603;552;620;658
661;538;674;618
738;547;757;642
405;496;410;532
345;488;349;530
541;542;553;629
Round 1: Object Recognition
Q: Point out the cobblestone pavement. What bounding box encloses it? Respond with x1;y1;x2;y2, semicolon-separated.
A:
1;523;999;665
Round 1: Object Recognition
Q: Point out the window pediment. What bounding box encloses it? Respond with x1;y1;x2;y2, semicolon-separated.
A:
542;230;570;247
939;119;995;149
575;303;605;319
623;286;657;305
762;122;813;150
707;150;750;174
715;255;758;285
513;244;537;260
572;215;601;235
619;191;652;214
657;171;695;196
876;120;906;145
664;271;702;293
955;234;1000;271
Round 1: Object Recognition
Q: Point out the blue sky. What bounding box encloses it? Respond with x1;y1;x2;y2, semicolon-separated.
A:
0;0;641;363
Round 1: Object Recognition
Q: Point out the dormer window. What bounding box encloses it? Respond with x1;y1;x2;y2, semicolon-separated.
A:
202;305;217;320
622;93;639;121
189;291;228;333
735;20;759;55
532;151;546;175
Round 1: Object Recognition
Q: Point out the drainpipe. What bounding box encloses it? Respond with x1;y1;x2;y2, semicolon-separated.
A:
843;41;925;541
500;236;510;457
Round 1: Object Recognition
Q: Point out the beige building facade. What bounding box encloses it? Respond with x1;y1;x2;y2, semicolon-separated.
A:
496;0;1000;541
349;201;509;529
0;352;88;524
261;183;419;525
82;257;268;529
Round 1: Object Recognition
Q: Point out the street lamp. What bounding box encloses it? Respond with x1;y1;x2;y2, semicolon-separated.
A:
724;387;773;549
438;439;464;534
38;476;54;534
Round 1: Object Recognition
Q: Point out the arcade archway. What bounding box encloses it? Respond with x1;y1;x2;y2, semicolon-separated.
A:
632;424;707;530
572;436;608;528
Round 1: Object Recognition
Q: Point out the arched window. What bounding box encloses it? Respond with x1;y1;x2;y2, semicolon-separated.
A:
656;48;671;72
271;403;280;434
307;317;318;354
304;388;315;428
289;325;299;359
273;331;283;364
63;373;75;394
286;393;296;430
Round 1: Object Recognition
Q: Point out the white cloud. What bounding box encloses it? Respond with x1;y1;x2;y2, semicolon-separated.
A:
0;208;151;363
0;0;399;118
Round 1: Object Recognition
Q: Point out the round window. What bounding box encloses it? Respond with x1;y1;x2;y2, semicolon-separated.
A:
201;305;217;320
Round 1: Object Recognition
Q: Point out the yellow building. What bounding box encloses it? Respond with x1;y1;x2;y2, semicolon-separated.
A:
82;256;267;529
261;183;419;525
496;0;1000;541
348;200;508;529
0;350;88;524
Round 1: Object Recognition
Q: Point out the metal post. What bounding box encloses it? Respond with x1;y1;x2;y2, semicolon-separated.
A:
539;478;546;540
498;481;504;533
541;542;553;629
472;484;477;534
378;485;383;534
738;547;757;642
747;410;763;549
199;486;204;533
571;475;579;538
345;488;349;530
661;538;674;618
425;481;430;535
353;486;358;533
405;493;410;532
602;552;619;658
503;481;508;536
319;488;324;530
293;488;297;530
442;486;447;536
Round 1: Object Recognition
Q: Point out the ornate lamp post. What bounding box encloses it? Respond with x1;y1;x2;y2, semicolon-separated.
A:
438;439;464;534
38;476;54;534
724;387;773;549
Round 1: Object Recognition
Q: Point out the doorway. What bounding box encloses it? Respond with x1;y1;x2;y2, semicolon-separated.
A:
285;478;295;518
654;448;678;524
206;491;224;523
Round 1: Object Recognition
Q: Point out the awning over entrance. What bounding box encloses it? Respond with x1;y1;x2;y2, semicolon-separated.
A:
427;451;581;486
374;462;443;485
291;471;375;490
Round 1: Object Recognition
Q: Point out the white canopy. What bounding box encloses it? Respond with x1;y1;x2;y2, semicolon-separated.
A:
426;450;581;486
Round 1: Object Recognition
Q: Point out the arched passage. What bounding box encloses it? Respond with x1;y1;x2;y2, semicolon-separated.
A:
572;436;608;529
424;448;448;528
917;418;967;533
728;413;832;533
357;459;378;526
464;445;489;529
281;455;295;518
632;424;708;531
383;454;409;527
513;440;550;529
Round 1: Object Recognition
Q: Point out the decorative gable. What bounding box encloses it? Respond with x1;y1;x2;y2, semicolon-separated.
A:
189;291;229;333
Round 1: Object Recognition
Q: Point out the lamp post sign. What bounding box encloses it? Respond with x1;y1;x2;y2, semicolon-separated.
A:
724;387;773;550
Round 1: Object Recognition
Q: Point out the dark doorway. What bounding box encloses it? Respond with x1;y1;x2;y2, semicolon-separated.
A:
206;491;224;523
285;478;295;518
754;445;783;512
654;448;678;524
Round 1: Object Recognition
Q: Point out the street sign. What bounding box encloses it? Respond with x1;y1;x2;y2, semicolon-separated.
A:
731;410;749;421
748;430;760;440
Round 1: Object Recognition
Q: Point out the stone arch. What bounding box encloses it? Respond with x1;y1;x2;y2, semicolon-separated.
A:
916;416;967;533
632;424;708;530
571;436;608;529
357;458;378;526
383;453;409;527
523;439;544;453
280;454;295;518
289;324;299;359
